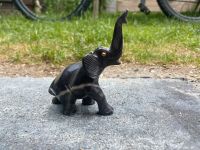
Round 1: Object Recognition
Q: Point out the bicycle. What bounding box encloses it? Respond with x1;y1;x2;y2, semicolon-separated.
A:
0;0;90;20
1;0;200;22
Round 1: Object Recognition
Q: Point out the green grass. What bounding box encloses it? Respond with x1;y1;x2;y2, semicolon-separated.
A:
0;12;199;66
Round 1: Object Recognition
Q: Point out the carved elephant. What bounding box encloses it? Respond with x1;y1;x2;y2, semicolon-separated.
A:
49;11;128;116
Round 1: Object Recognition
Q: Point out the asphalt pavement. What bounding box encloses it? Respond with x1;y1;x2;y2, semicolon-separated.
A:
0;77;200;150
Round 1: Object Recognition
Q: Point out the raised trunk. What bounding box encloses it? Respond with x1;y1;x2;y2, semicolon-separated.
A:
110;10;128;59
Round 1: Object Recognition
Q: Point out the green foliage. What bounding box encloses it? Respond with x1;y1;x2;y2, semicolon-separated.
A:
0;12;199;66
31;0;82;19
43;0;80;13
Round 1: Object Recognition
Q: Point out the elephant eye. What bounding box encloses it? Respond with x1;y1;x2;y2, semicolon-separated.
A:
101;52;107;57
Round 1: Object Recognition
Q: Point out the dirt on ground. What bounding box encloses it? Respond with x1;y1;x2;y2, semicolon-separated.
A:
0;61;200;82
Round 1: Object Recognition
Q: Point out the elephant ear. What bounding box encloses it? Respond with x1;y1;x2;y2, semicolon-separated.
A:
82;54;101;79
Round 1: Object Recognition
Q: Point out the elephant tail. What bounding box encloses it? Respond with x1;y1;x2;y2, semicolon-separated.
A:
48;81;58;96
49;88;56;96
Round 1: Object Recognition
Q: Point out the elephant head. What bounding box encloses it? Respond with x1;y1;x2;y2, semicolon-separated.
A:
82;10;128;79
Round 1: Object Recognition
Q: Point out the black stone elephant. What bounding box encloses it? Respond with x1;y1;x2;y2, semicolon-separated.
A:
48;11;128;116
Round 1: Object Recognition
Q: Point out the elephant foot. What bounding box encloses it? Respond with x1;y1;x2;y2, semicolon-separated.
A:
63;105;77;116
82;97;95;106
97;105;114;116
52;97;61;104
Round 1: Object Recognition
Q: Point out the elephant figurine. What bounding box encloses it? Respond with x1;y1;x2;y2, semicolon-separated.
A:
48;11;128;116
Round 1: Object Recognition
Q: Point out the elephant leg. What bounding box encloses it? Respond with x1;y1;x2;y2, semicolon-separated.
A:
86;87;113;116
82;97;95;105
60;94;77;116
52;97;61;104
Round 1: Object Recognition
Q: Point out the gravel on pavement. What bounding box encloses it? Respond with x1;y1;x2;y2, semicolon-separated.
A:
0;77;200;150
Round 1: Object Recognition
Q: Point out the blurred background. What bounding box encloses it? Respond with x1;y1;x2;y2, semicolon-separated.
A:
0;0;199;78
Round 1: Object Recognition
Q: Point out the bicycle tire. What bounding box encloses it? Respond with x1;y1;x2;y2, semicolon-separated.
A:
157;0;200;22
14;0;91;21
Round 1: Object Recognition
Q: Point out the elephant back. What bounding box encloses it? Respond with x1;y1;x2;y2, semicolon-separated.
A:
49;62;82;96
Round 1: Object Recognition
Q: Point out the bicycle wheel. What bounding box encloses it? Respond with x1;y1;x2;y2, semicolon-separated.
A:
157;0;200;22
14;0;91;21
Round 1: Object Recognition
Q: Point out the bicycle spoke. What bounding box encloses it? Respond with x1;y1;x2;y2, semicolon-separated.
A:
157;0;200;21
17;0;87;20
194;1;200;11
168;0;200;17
